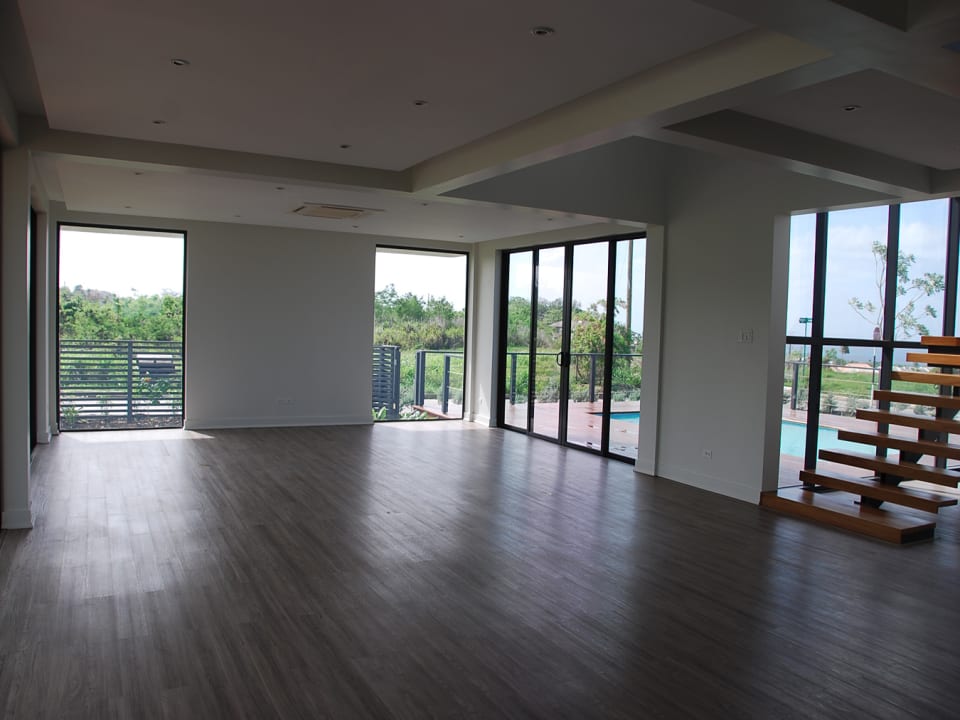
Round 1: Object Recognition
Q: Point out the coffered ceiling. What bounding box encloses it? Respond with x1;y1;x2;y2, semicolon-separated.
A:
4;0;960;240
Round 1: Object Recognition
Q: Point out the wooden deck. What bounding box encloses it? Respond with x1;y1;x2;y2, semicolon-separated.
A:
502;400;642;458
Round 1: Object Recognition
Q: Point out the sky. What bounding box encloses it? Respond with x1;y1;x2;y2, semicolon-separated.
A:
63;206;946;346
374;248;467;310
786;198;950;342
59;227;185;296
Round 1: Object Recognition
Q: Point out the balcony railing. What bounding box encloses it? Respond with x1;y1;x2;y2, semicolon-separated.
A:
59;339;183;430
372;346;464;420
504;351;642;404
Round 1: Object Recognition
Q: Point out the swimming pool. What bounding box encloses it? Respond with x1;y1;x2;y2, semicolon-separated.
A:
604;412;869;456
778;420;869;456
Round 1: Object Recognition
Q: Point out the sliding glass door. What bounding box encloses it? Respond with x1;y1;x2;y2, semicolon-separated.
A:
500;235;645;460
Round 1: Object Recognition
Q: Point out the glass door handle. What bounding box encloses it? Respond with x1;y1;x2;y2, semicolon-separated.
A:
556;352;563;367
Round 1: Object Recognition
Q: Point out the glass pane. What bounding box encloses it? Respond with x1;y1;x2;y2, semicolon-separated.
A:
891;347;942;469
780;345;888;486
503;251;532;430
59;226;185;431
532;247;565;438
609;238;645;459
896;199;949;340
786;214;816;338
824;206;890;340
566;242;608;450
779;350;811;487
817;344;890;476
373;248;467;421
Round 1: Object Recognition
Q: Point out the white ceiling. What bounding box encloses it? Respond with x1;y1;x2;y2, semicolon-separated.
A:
8;0;960;240
42;156;621;241
16;0;749;170
739;69;960;170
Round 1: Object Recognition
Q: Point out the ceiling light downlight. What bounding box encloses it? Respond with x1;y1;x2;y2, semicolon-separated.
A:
530;26;555;37
842;104;861;112
170;58;190;67
292;203;383;220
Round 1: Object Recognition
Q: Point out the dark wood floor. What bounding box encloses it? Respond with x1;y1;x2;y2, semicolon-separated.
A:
2;424;959;719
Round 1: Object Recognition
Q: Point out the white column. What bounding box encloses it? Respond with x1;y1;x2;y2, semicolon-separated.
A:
2;148;34;529
635;225;664;476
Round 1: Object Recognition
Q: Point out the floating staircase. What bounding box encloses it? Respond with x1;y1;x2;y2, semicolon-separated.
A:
762;336;960;543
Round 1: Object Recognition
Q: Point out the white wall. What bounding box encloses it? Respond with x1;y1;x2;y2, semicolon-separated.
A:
52;209;380;429
185;224;375;428
655;151;887;501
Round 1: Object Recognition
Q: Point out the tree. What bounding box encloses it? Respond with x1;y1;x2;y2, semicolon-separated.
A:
848;241;944;340
59;286;183;341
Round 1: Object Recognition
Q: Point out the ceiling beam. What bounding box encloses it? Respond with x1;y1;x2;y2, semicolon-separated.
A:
19;117;412;193
665;110;932;195
410;29;832;195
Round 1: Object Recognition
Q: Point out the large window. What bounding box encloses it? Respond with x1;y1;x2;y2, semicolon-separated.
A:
372;247;468;421
780;199;957;486
499;235;645;461
58;225;185;431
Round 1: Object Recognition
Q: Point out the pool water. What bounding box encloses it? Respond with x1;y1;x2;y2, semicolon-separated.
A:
605;412;870;457
779;420;873;456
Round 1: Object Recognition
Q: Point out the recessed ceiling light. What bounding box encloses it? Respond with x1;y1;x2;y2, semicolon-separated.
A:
421;202;429;207
152;119;166;125
233;214;241;218
842;104;861;112
170;58;190;67
133;171;144;176
276;186;285;190
339;143;351;149
530;26;556;37
124;205;132;209
413;100;428;107
352;225;360;229
458;234;464;238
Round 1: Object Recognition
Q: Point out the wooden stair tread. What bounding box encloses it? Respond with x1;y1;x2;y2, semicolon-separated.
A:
818;449;960;487
891;370;960;386
836;429;960;461
799;470;957;512
873;389;960;410
856;408;960;434
906;352;960;367
921;336;960;347
761;487;936;543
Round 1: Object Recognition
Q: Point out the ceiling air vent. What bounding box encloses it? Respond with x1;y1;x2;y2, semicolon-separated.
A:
291;203;382;220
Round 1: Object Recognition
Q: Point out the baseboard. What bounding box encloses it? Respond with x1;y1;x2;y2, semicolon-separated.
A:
656;466;759;504
469;413;492;427
184;414;372;430
1;508;34;530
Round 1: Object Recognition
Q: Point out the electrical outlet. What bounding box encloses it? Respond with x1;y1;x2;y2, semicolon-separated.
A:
702;449;713;460
737;328;754;344
277;397;294;406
